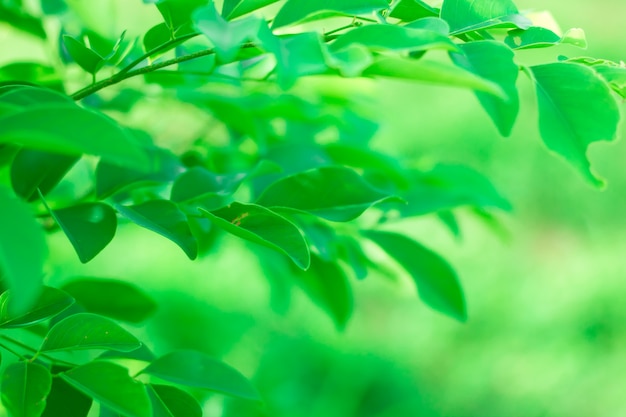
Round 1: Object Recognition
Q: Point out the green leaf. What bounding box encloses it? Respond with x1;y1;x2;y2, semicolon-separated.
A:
594;64;626;98
140;350;260;401
257;166;400;222
148;384;202;417
156;0;209;30
272;0;389;29
0;3;47;39
403;17;450;35
42;369;93;417
222;0;279;20
170;166;245;208
505;27;587;50
363;230;467;321
336;236;369;280
0;286;74;328
389;0;438;21
61;278;157;323
115;200;198;260
63;35;105;75
440;0;532;35
60;361;150;417
529;62;621;185
144;22;173;52
198;202;310;270
48;203;117;263
41;312;142;352
1;362;52;417
326;43;373;77
0;85;71;106
0;63;63;91
451;40;519;136
0;185;47;316
363;57;506;98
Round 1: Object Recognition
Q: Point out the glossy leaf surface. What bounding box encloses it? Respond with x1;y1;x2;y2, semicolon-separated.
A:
63;35;105;74
330;25;457;53
505;27;586;50
222;0;279;19
148;384;202;417
0;286;74;328
1;362;52;417
440;0;531;35
272;0;389;28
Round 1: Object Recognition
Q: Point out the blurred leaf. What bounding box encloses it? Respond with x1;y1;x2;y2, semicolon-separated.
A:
389;0;438;21
0;3;47;38
404;17;450;35
437;210;461;238
272;0;389;29
42;370;93;417
144;22;173;52
440;0;531;35
0;85;71;106
595;65;626;98
148;384;202;417
41;312;141;352
363;230;467;321
0;64;63;91
257;166;401;222
61;278;157;323
326;43;373;77
156;0;209;30
337;236;369;280
199;202;310;270
1;362;52;417
141;350;260;401
451;40;519;136
288;215;338;261
99;344;156;362
115;200;198;260
170;166;245;208
60;361;150;417
49;203;117;263
63;35;105;75
0;185;47;316
529;62;621;186
0;286;74;328
505;27;586;50
222;0;279;19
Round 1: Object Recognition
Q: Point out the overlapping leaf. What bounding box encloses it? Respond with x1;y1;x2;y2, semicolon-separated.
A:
1;362;52;417
42;371;93;417
0;286;74;328
389;0;438;21
10;149;79;201
272;0;389;29
505;27;586;50
222;0;279;20
440;0;532;35
148;384;202;417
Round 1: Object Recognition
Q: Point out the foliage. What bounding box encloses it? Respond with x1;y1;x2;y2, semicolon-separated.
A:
0;0;623;415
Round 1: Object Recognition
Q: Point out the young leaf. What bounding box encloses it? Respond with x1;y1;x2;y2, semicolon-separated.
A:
60;361;151;417
140;350;261;401
505;27;587;50
1;362;52;417
0;185;47;316
61;278;157;323
148;384;202;417
63;35;105;75
115;200;198;260
41;312;142;352
42;371;93;417
222;0;279;20
272;0;389;29
440;0;532;35
389;0;438;21
451;40;520;136
529;62;621;185
198;202;310;270
0;286;74;328
256;166;400;222
363;230;467;321
49;203;117;263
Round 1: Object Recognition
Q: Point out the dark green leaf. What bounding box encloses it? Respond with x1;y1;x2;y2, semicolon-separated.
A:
170;166;245;208
199;202;310;270
222;0;279;20
41;312;141;352
440;0;532;35
0;286;74;328
272;0;389;29
1;362;52;417
148;384;202;417
60;361;150;417
0;63;63;91
63;35;105;75
144;22;173;52
530;62;621;185
389;0;438;21
115;200;198;260
505;27;586;50
363;230;467;321
256;166;400;222
140;350;260;401
42;370;93;417
61;278;157;324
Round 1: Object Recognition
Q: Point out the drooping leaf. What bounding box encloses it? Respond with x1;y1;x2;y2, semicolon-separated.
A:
0;185;47;315
62;35;105;75
0;286;74;328
170;166;245;209
272;0;389;29
41;312;142;352
148;384;202;417
198;202;310;270
61;278;157;323
505;27;587;50
440;0;532;35
451;40;520;136
156;0;209;30
363;230;467;321
115;200;198;260
389;0;438;21
222;0;279;20
140;350;260;401
60;361;150;417
42;368;93;417
529;62;621;185
1;362;52;417
256;166;401;222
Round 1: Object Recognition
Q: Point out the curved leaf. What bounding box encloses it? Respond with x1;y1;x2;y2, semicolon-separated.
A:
0;286;74;328
330;25;457;53
272;0;389;29
63;35;105;75
389;0;438;21
1;362;52;417
222;0;279;20
156;0;209;30
148;384;202;417
42;368;93;417
41;312;141;352
440;0;531;35
60;361;150;417
140;350;260;401
505;27;586;50
170;166;245;208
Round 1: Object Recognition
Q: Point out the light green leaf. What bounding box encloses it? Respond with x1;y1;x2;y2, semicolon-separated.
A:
326;43;373;77
222;0;279;19
0;286;74;328
156;0;209;30
1;362;52;417
404;17;450;35
389;0;438;21
0;85;71;106
529;62;621;185
148;384;202;417
115;200;198;260
330;25;457;53
451;40;519;136
63;35;105;75
60;361;150;417
61;278;157;324
140;350;260;401
594;64;626;98
41;312;141;352
505;27;586;50
42;371;93;417
0;185;47;316
257;166;400;222
199;202;310;270
363;230;467;321
440;0;532;35
170;167;245;209
272;0;389;29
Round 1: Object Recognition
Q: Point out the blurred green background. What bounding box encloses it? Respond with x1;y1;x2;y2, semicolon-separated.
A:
4;0;626;416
